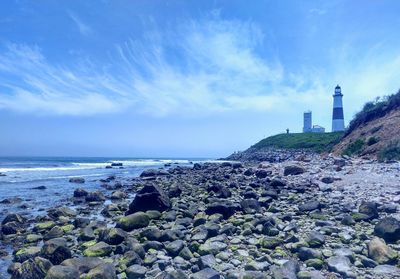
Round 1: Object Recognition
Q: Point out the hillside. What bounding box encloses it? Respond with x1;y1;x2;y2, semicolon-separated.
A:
226;132;343;162
333;89;400;161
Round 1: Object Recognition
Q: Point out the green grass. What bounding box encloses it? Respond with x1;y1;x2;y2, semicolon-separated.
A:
251;132;344;153
378;141;400;161
343;139;365;156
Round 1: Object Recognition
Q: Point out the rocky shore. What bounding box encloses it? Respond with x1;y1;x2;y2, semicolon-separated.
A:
1;155;400;279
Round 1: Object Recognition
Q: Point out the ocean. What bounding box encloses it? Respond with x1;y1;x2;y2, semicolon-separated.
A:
0;157;208;219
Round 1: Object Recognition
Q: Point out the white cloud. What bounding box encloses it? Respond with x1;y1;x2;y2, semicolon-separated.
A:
0;18;398;118
68;11;92;36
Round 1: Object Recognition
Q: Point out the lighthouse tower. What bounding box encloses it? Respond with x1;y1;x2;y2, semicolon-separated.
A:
332;85;345;132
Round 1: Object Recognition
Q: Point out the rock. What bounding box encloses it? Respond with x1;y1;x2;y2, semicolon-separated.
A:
297;247;322;261
11;257;52;279
99;228;127;245
198;254;217;269
69;177;85;184
111;162;123;167
304;259;324;269
43;226;64;240
165;240;185;257
270;178;286;187
191;268;220;279
14;246;41;262
326;256;356;278
374;217;400;242
321;177;334;184
45;265;79;279
73;188;88;198
284;165;305;176
0;197;22;204
358;201;379;220
127;185;171;213
41;238;71;265
306;231;325;247
259;237;282;249
168;185;182;198
205;200;239;219
61;257;105;273
111;190;126;200
83;263;116;279
270;260;300;279
140;169;169;178
298;201;321;212
31;185;47;190
48;207;77;219
85;191;105;202
255;169;270;178
126;264;147;279
83;241;112;257
116;212;150;231
2;213;26;225
240;199;261;213
198;241;227;255
372;265;400;276
367;237;398;264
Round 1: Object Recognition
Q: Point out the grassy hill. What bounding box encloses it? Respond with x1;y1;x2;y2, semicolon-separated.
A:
251;132;344;153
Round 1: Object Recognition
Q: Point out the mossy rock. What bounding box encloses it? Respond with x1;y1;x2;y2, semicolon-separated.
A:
83;242;112;257
305;258;324;269
309;213;327;220
259;237;283;249
352;213;370;222
15;246;41;262
61;224;75;233
81;240;97;249
116;212;150;231
26;234;42;243
35;221;56;231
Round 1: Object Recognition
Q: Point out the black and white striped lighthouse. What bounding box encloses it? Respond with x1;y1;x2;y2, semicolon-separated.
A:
332;85;345;132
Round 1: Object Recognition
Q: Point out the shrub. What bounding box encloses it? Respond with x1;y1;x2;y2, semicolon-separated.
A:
345;89;400;136
378;141;400;162
367;137;379;146
343;139;365;156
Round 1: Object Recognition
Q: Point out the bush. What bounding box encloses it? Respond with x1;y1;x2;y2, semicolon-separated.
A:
345;89;400;136
378;141;400;162
343;139;365;156
367;137;379;146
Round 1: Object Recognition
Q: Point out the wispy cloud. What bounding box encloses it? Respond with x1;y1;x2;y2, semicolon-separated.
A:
68;11;92;36
0;17;398;117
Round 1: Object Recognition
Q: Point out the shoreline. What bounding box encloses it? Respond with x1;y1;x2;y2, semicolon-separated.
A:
1;155;400;278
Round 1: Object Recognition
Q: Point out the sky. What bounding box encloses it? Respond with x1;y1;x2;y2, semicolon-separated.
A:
0;0;400;158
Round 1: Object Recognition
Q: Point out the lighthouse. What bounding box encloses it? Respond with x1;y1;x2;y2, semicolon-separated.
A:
332;85;345;132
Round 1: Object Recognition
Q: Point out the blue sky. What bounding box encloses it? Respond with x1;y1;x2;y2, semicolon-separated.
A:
0;0;400;157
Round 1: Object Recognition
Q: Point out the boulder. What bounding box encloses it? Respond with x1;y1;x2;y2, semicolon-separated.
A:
205;200;239;219
127;185;171;214
240;199;261;214
73;188;88;198
85;191;105;202
69;177;85;184
374;217;400;242
298;201;321;212
11;257;52;279
358;201;379;220
2;213;26;225
84;263;116;279
126;264;147;279
165;240;185;257
61;257;105;274
191;268;220;279
41;238;71;265
367;237;398;264
284;165;305;176
116;212;150;231
14;246;41;263
270;260;299;279
45;265;79;279
99;228;127;245
326;256;356;278
83;242;112;257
